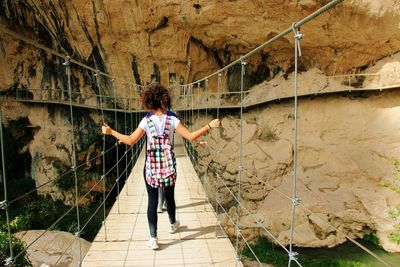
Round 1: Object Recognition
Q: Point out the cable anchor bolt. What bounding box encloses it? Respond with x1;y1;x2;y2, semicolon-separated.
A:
289;251;299;261
4;257;13;266
74;231;81;237
240;58;247;76
240;56;247;66
0;200;8;210
71;165;76;172
294;33;304;40
235;227;241;236
62;56;70;66
238;165;244;172
292;197;301;206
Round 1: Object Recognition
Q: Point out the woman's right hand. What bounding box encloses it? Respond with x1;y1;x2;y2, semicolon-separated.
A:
208;119;220;129
102;123;112;135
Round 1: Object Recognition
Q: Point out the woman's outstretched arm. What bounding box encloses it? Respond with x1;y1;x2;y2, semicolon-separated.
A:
176;119;220;141
101;123;145;145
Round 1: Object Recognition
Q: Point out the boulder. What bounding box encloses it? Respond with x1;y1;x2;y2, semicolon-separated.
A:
14;230;91;267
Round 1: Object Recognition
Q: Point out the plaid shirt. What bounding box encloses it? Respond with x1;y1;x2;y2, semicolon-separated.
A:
145;115;177;188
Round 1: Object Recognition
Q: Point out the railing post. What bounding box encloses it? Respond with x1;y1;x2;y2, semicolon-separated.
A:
235;58;246;267
94;71;108;242
124;82;129;198
112;79;121;211
203;79;209;211
215;72;222;238
287;23;303;267
131;84;136;166
0;104;14;263
63;56;82;266
348;75;351;89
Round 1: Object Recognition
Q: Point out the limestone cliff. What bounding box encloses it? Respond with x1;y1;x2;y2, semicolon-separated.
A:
1;0;400;254
1;0;400;95
192;69;400;252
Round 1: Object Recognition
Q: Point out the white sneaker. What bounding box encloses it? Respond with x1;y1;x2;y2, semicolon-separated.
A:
157;207;163;213
148;237;159;250
169;220;180;234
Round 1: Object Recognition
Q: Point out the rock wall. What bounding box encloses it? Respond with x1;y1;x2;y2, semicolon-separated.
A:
1;0;400;96
0;100;123;203
1;0;400;254
191;83;400;252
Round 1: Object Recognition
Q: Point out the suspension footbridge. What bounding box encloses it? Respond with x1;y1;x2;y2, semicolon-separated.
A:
1;0;399;266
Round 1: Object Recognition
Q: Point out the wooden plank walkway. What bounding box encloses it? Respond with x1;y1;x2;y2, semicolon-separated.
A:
16;83;400;113
82;139;241;267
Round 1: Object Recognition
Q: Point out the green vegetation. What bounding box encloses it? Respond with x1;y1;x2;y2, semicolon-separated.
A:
242;237;371;267
379;158;400;245
54;166;103;194
0;194;106;265
387;224;400;245
0;231;32;267
0;163;109;264
0;196;107;241
81;131;101;152
0;113;142;264
388;207;400;220
363;232;380;247
380;158;400;193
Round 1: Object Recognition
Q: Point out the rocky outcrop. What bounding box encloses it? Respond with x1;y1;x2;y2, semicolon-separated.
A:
1;0;400;98
0;100;115;203
193;68;400;252
14;230;90;267
1;0;400;255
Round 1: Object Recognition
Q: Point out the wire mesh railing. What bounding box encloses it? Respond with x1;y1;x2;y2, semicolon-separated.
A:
175;1;396;266
1;0;400;266
14;73;400;114
15;88;142;112
171;72;400;112
1;53;145;266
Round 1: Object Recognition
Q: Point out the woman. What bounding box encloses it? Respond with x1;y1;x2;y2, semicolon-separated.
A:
101;83;220;250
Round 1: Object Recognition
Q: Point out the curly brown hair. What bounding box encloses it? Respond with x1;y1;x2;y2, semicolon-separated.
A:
140;84;171;111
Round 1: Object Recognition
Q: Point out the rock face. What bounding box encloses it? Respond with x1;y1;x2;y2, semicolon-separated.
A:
14;230;90;267
1;0;400;95
192;75;400;252
0;100;119;203
1;0;400;255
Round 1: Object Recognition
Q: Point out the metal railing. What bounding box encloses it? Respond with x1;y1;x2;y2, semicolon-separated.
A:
15;88;142;112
